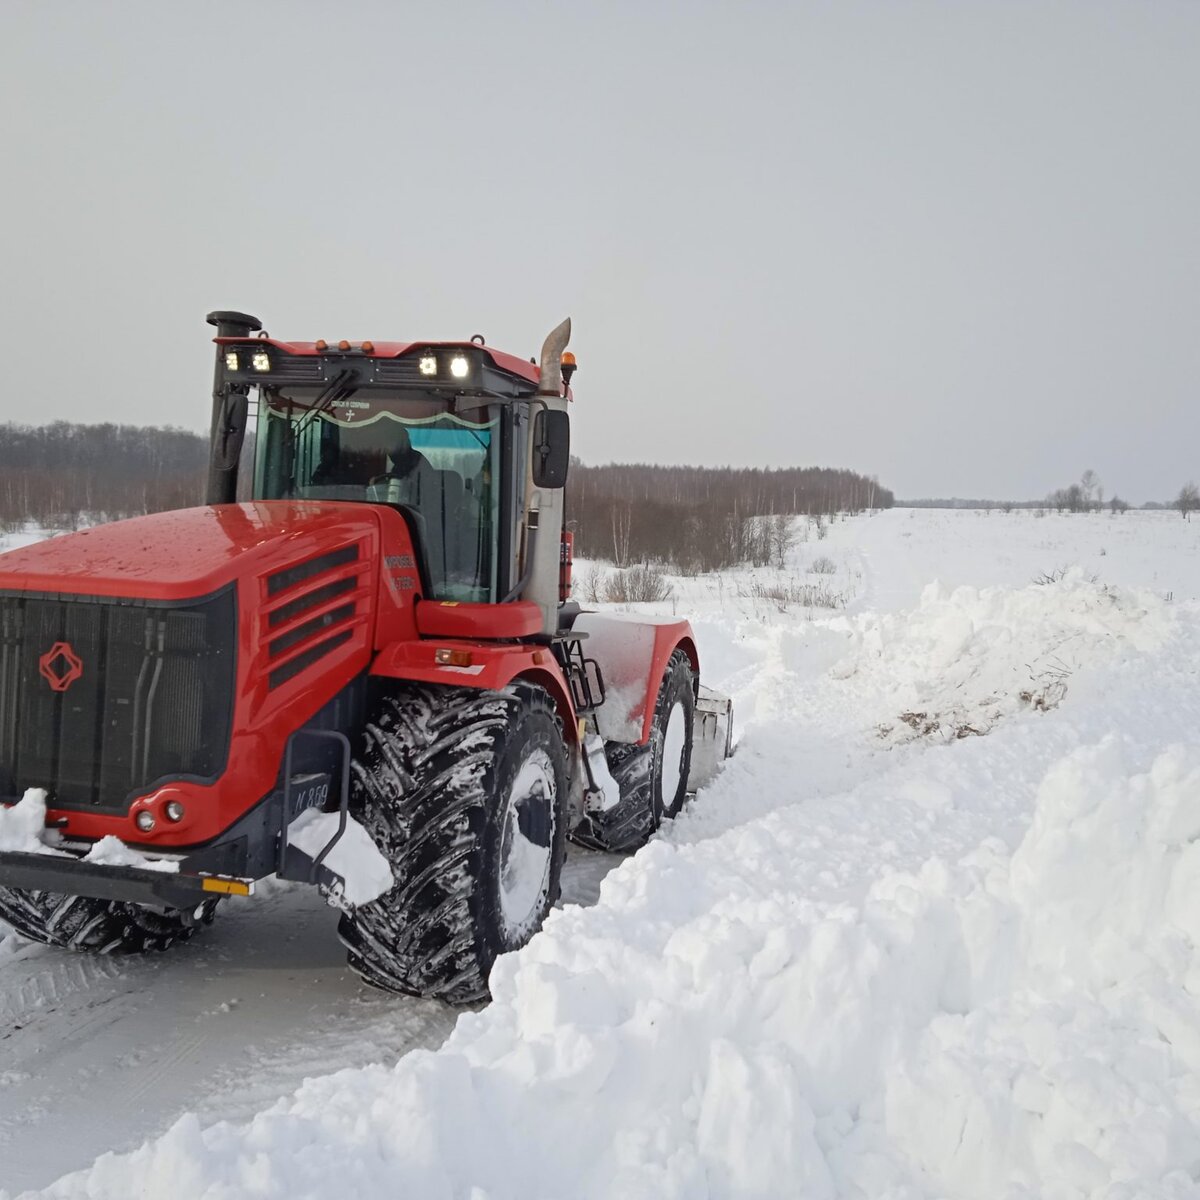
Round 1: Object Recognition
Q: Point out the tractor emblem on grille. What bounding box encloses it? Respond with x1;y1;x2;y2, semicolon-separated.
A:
39;641;84;692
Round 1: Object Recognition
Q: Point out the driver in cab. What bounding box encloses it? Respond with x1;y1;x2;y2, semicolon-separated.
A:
366;426;438;508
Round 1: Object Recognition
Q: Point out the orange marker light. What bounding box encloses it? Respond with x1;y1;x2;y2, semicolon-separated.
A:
315;339;328;352
201;876;253;896
560;350;578;390
337;339;351;351
361;340;375;353
435;647;475;668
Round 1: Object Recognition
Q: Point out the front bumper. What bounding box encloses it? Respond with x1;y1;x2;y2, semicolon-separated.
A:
0;849;255;909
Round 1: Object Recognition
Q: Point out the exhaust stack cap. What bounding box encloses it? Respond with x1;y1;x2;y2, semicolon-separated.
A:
206;310;263;338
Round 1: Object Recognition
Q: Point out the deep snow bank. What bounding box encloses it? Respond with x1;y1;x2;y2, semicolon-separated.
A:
883;738;1200;1198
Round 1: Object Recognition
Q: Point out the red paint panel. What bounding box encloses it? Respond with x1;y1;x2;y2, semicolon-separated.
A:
372;506;423;647
371;640;578;743
414;600;542;641
571;614;698;745
0;502;385;601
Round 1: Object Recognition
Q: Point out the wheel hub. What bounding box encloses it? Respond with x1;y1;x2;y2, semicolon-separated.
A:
499;748;557;937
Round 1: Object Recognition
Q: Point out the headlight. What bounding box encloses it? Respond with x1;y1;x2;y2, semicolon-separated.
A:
224;351;240;371
252;351;271;372
449;355;469;379
419;355;438;376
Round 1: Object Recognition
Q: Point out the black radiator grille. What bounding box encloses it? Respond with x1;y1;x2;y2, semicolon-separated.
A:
0;589;236;813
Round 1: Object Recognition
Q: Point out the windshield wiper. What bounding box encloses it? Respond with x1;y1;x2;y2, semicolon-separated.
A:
285;369;360;494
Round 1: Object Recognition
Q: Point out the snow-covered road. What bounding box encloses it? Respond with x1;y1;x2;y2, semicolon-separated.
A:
3;508;1200;1198
0;845;617;1192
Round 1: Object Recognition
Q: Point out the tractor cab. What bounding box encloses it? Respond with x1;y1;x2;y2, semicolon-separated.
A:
212;312;571;614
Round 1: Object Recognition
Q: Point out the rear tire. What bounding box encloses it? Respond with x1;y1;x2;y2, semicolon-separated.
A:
0;888;218;954
572;649;695;852
339;681;568;1003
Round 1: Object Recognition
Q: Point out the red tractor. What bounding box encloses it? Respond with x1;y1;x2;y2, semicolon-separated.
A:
0;313;731;1001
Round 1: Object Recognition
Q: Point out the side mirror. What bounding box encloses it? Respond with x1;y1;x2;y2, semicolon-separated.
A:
532;409;570;488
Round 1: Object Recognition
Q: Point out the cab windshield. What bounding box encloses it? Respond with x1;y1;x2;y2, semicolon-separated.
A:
254;391;500;602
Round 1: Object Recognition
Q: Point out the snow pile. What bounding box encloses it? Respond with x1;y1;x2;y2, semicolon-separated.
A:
838;571;1171;742
286;810;393;907
0;789;62;855
81;836;179;874
23;731;1200;1200
883;738;1200;1197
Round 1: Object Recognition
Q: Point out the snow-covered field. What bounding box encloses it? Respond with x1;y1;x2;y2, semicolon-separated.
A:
3;508;1200;1198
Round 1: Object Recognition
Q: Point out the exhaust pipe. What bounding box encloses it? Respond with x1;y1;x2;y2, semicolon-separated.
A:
537;318;571;395
515;319;573;631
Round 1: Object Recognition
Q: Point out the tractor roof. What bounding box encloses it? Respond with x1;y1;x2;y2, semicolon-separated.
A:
214;337;543;388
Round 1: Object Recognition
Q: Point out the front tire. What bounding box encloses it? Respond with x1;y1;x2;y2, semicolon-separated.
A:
0;889;218;954
572;649;696;852
339;681;568;1003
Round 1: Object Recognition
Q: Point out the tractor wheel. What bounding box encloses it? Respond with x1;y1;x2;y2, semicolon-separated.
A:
572;649;696;853
339;681;568;1003
0;888;219;954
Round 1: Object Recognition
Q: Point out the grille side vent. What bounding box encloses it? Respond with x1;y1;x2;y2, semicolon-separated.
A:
269;576;355;628
261;543;369;693
270;603;355;659
268;631;353;690
267;545;359;596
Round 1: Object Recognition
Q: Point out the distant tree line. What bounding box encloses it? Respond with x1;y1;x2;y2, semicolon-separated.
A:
905;468;1199;517
0;422;896;572
0;422;207;530
566;463;893;572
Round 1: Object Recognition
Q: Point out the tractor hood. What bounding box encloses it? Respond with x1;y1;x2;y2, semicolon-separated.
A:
0;503;383;601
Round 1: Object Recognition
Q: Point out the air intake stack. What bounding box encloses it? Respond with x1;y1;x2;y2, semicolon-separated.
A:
205;309;262;505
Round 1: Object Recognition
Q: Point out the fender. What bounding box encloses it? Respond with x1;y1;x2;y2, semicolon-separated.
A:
571;613;699;745
370;639;579;744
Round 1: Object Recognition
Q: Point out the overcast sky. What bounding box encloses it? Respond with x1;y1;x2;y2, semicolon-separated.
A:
2;1;1197;502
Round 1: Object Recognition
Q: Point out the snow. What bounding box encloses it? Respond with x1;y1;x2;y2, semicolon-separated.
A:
286;810;393;907
0;791;178;873
81;836;181;874
5;508;1200;1197
584;734;622;812
0;790;56;855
